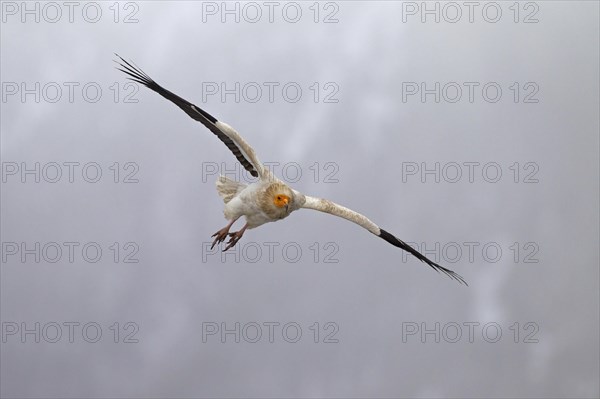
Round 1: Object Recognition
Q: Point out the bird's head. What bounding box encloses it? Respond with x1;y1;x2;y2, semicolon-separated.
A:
262;182;296;218
273;193;290;209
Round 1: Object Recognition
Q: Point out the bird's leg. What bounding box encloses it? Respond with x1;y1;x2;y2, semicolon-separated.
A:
223;223;249;252
211;218;238;250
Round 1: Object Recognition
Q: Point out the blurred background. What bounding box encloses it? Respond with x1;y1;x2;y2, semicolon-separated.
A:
1;1;598;398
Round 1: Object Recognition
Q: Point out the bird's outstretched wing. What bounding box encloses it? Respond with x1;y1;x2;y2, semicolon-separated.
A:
114;54;268;179
301;195;467;285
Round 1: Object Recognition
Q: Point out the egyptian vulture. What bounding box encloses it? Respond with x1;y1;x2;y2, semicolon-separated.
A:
115;55;467;285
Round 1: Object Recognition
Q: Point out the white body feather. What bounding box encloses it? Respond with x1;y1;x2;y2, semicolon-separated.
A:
222;180;273;229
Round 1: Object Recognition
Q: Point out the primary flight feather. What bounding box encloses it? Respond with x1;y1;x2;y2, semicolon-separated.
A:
115;55;467;285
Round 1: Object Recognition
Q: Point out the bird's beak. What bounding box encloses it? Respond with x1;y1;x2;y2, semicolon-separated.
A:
285;204;289;213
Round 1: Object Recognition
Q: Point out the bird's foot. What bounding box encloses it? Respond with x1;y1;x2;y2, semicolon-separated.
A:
210;227;231;250
223;229;246;252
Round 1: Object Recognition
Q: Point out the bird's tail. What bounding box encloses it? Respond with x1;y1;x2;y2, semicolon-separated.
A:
216;176;246;204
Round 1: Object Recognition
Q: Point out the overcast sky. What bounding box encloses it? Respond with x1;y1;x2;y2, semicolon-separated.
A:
1;1;599;398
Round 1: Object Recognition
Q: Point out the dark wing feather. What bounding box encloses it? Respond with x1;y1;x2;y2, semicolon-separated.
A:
114;54;258;177
379;229;468;285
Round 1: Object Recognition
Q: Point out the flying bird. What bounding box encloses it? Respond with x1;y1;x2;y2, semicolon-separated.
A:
115;55;467;285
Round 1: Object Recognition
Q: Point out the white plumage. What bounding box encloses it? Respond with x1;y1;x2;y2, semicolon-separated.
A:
116;55;467;285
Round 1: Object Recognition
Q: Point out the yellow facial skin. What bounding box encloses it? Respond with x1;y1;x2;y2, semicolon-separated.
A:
273;194;290;208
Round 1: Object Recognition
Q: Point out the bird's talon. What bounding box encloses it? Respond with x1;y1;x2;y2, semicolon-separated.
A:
221;229;246;251
210;227;231;250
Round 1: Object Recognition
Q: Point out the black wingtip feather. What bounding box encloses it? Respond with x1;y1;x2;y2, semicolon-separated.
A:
114;55;261;179
379;229;468;285
114;56;155;89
